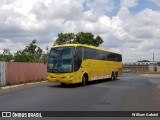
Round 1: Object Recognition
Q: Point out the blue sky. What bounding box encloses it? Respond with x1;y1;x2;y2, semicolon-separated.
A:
84;0;160;17
0;0;160;62
129;0;160;14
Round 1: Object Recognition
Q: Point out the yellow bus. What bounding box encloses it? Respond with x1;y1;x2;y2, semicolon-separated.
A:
47;44;122;86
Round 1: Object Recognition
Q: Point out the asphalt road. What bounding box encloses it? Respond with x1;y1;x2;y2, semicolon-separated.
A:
0;73;160;120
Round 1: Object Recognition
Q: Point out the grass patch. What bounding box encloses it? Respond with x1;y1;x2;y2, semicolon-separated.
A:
139;72;160;74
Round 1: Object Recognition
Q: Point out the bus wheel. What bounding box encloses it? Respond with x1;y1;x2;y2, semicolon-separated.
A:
82;75;87;86
111;72;115;81
115;72;118;80
61;83;66;87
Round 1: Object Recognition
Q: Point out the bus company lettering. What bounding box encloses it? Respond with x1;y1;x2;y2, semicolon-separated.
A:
28;113;42;117
12;112;42;117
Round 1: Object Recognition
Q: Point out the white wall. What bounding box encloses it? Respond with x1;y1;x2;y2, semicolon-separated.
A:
0;61;6;86
157;66;160;72
149;65;154;72
149;65;160;72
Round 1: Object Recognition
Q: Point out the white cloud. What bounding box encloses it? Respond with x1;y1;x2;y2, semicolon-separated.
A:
98;16;111;28
85;0;114;15
0;38;25;54
32;0;84;21
99;6;160;62
1;0;39;16
0;0;160;62
148;0;160;6
120;0;138;8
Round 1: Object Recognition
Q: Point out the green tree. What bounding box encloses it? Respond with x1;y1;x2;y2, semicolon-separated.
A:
54;32;104;47
14;51;30;62
157;62;160;66
55;33;75;45
138;60;150;62
14;40;43;62
0;49;13;62
75;32;94;45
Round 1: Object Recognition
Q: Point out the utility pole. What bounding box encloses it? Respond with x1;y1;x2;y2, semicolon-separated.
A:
153;53;154;64
153;53;156;72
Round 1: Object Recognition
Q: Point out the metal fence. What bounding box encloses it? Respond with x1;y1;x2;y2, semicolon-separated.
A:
0;61;6;86
123;64;160;72
0;62;47;86
123;65;149;72
6;62;47;85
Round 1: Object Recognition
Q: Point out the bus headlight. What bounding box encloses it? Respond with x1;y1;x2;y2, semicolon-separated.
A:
64;76;73;78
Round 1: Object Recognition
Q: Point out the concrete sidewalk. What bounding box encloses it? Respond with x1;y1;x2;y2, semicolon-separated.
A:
0;81;47;90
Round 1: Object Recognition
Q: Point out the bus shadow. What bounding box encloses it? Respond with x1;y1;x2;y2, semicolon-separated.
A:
85;78;120;87
49;78;119;88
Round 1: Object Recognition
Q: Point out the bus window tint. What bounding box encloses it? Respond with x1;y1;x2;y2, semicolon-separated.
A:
84;47;122;62
74;47;82;71
47;47;74;73
84;47;92;59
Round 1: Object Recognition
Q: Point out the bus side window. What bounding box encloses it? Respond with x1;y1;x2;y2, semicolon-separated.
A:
74;47;82;71
84;47;92;59
108;52;112;61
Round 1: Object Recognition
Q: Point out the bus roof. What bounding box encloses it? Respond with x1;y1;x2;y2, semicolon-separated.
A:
51;44;121;55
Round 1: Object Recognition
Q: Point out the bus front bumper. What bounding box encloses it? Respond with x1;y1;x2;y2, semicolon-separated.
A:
47;76;74;84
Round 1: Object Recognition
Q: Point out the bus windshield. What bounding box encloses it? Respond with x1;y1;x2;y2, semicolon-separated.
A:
47;47;74;73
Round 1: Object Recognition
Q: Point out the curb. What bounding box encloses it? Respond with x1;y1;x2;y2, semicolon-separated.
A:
141;74;160;77
0;81;47;90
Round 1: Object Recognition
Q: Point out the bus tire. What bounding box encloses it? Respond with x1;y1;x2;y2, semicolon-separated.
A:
61;83;66;87
111;72;115;81
82;74;87;86
115;72;118;80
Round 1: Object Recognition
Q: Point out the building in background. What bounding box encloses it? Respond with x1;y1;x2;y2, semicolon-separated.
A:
123;61;160;72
